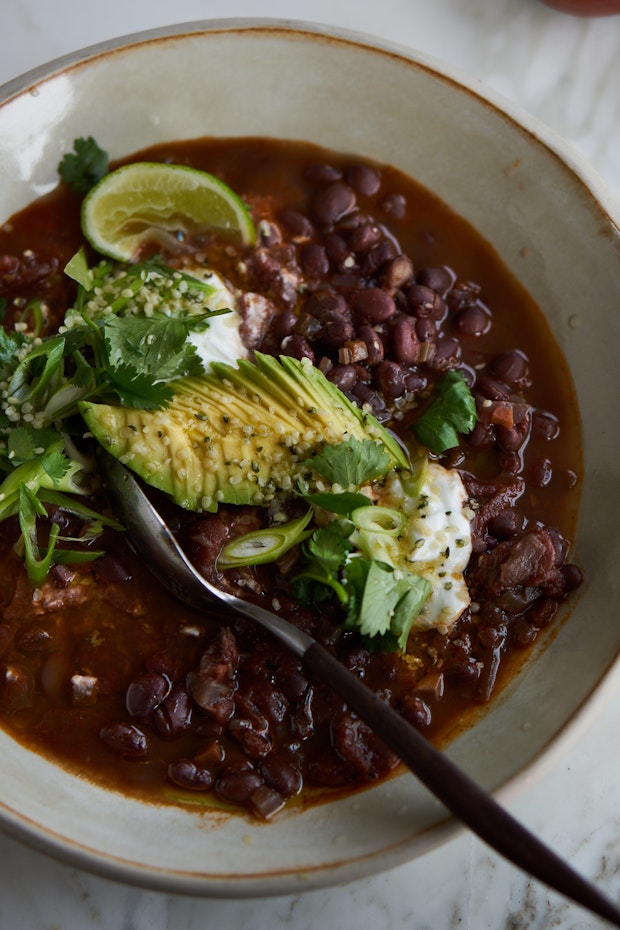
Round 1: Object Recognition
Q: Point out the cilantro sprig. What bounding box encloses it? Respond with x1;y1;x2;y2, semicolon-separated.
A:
412;370;477;454
0;249;229;582
57;136;109;194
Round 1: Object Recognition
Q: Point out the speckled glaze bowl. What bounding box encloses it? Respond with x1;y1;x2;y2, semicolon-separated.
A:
0;19;619;898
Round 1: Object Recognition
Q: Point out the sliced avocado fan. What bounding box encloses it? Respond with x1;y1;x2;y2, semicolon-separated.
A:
80;353;409;512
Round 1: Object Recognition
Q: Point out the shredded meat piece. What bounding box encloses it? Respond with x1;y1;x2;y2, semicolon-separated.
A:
463;473;525;546
331;712;400;779
473;525;564;600
187;627;239;723
238;292;277;348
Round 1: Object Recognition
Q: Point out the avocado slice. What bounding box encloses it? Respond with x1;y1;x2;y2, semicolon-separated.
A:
80;353;409;512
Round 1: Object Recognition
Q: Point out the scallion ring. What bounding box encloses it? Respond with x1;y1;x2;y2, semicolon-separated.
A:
350;505;406;537
217;509;313;568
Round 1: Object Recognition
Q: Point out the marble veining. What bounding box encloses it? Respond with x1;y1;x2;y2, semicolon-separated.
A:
0;1;619;928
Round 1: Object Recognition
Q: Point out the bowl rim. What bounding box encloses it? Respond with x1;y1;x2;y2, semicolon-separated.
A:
1;15;619;897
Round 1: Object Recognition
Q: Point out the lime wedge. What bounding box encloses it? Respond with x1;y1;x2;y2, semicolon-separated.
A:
81;162;256;261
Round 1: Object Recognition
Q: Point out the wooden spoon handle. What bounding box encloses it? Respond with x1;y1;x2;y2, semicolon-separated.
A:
303;641;620;928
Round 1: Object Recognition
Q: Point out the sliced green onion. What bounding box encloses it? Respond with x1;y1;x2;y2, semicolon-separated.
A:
38;488;124;531
399;453;429;499
217;509;313;568
350;505;406;537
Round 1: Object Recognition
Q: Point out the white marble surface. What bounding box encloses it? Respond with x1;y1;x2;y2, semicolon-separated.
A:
1;2;620;928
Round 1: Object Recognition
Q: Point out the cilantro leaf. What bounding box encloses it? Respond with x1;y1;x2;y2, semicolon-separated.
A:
57;137;109;194
0;329;30;380
105;365;174;410
413;370;477;454
343;558;431;651
292;523;353;604
298;489;370;516
302;437;390;488
102;313;205;383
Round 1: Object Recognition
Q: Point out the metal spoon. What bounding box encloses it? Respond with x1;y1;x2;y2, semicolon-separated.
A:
100;453;620;927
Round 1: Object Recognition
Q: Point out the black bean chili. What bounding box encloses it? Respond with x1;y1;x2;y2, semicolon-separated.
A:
0;138;582;820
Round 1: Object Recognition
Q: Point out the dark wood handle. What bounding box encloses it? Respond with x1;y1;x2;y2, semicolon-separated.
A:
302;641;620;928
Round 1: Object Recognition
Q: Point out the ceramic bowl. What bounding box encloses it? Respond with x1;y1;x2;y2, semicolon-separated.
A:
0;19;619;898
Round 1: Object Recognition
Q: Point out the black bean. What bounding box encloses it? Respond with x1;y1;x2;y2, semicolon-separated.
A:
391;316;419;365
532;410;560;441
261;756;303;798
271;308;297;340
488;508;525;540
351;287;396;324
475;374;511;401
306;290;350;322
415;317;437;343
401;695;431;728
277;207;315;239
215;763;263;805
151;684;193;737
452;304;491;337
126;672;170;719
432;337;462;368
304;163;343;182
345;163;381;196
416;265;453;294
365;240;398;273
528;597;558;628
466;420;495;451
404;371;428;394
312;181;357;226
299;242;329;279
496;424;528;453
375;360;407;399
326;364;358;392
406;284;447;321
280;334;315;363
562;563;584;592
100;721;147;758
529;456;553;487
168;758;213;790
489;350;529;386
324;318;355;347
381;193;406;219
500;451;523;475
356;324;385;366
348;222;382;253
352;382;387;411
